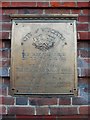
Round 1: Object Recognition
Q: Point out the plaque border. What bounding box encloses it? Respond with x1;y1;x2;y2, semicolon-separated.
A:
10;14;78;96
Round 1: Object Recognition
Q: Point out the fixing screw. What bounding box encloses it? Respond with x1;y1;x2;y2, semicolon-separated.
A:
70;90;72;92
12;88;15;90
17;90;19;92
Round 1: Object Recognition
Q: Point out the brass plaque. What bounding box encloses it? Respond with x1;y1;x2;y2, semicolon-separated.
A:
11;19;77;95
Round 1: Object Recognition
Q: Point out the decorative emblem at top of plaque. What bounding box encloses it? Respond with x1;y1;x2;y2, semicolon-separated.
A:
32;28;65;51
22;28;65;51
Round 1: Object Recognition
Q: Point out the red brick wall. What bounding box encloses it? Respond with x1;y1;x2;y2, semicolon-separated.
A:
0;1;90;119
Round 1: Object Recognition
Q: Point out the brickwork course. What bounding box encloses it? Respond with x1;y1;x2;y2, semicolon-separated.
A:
0;0;90;119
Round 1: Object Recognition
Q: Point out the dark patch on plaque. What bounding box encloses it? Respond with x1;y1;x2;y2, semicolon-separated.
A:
21;50;29;60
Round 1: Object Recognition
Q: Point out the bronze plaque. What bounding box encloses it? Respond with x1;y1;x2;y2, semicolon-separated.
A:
11;18;77;95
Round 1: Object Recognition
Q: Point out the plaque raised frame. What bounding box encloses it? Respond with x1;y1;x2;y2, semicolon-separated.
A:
10;14;78;95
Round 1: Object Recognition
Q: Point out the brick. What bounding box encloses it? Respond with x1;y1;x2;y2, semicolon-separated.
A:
16;116;37;119
79;50;90;58
78;32;90;40
71;9;82;15
0;32;10;39
72;97;88;105
82;9;89;15
0;15;2;22
89;31;90;39
29;98;57;106
63;2;76;7
1;60;7;67
45;9;70;14
81;68;90;77
16;115;57;120
36;107;49;115
77;24;89;31
84;58;90;63
2;115;16;119
78;77;89;92
79;106;90;115
0;87;7;96
77;42;89;48
2;49;10;58
0;106;6;115
0;61;2;67
37;2;49;7
0;96;2;105
57;115;89;119
78;57;89;67
59;97;71;105
77;2;89;7
50;2;61;7
83;87;88;93
78;16;89;22
2;2;11;7
79;68;90;77
16;115;88;119
3;78;10;86
59;9;70;14
0;24;2;31
77;68;83;77
50;2;76;7
50;107;78;115
2;49;9;57
16;97;28;105
2;10;6;15
1;67;10;77
16;115;57;119
2;23;12;31
0;9;2;14
11;2;36;7
0;50;2;56
18;9;43;14
3;40;11;48
45;9;60;14
0;96;14;105
1;15;11;22
0;40;2;48
5;9;18;14
0;77;2;84
0;2;1;8
7;107;34;115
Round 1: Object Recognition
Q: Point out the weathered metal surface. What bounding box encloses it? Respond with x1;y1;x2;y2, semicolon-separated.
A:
11;18;77;95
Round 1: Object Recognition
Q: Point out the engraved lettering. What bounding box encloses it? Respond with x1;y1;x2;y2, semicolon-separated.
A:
22;32;32;41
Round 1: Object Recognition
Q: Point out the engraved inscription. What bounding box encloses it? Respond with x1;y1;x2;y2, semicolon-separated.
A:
22;32;32;41
22;28;65;51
